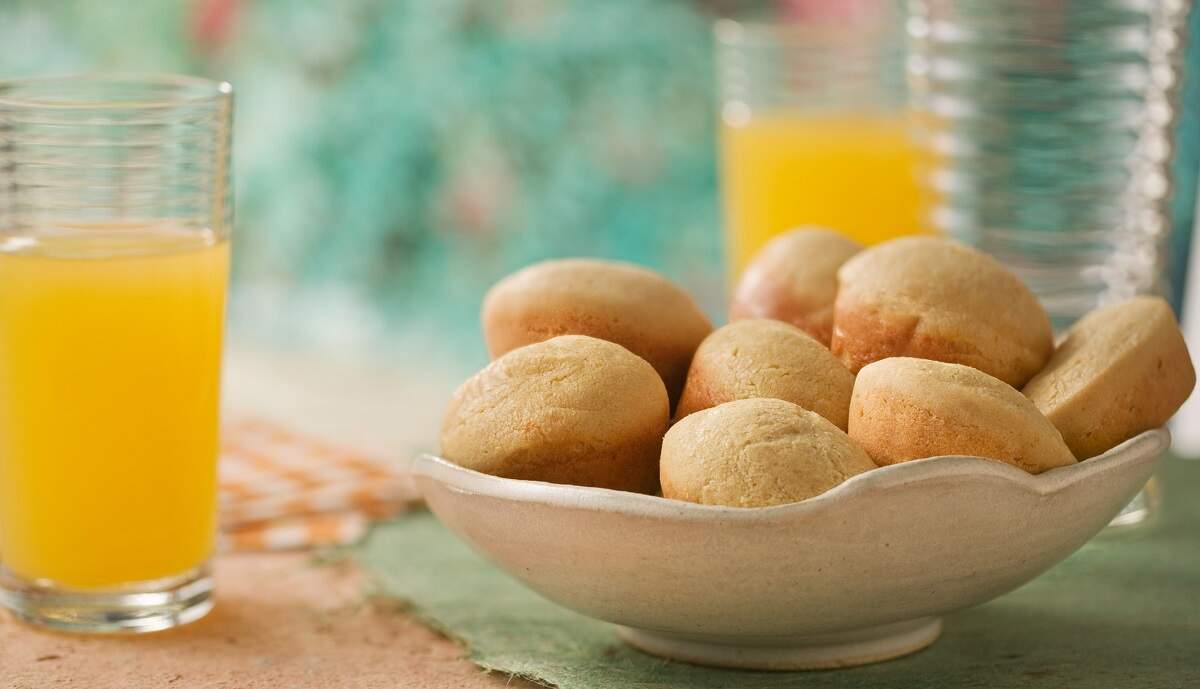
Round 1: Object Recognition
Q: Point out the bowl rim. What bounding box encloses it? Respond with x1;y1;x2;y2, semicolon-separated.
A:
411;428;1169;522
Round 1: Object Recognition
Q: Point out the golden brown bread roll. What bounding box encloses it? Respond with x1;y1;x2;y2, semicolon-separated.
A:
831;237;1053;387
661;397;876;507
675;319;855;429
440;335;668;493
482;259;713;403
848;357;1076;474
1023;296;1195;459
729;227;863;345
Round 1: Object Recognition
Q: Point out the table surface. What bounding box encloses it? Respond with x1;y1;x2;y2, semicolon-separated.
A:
5;345;1197;688
361;463;1200;689
2;344;526;689
1;552;537;689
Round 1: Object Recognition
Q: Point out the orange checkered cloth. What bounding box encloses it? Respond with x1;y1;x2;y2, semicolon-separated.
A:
218;418;416;552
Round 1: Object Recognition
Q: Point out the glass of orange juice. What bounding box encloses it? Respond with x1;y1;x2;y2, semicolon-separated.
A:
0;75;232;632
716;6;936;276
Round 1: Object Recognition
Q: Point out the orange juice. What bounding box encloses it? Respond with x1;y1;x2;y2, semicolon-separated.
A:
0;226;228;589
721;112;934;274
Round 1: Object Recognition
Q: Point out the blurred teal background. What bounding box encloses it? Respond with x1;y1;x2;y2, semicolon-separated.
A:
1;0;1197;369
0;0;748;365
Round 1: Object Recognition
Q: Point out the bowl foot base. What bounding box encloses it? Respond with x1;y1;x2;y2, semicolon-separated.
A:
616;616;942;670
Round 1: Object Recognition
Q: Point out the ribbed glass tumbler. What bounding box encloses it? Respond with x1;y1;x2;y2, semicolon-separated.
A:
0;74;233;632
907;1;1193;527
908;0;1193;327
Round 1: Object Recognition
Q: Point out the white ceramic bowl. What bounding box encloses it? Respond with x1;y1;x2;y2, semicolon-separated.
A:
410;429;1168;670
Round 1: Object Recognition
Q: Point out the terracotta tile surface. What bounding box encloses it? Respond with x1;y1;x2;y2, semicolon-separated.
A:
0;553;538;689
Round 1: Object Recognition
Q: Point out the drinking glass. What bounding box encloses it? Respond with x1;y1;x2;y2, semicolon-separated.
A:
907;0;1193;327
907;0;1193;526
0;74;232;632
716;4;936;276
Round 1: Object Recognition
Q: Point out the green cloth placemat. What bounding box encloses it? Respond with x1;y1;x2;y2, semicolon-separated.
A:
358;458;1200;689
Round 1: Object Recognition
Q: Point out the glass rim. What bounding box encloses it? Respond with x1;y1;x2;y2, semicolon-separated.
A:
0;73;232;110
